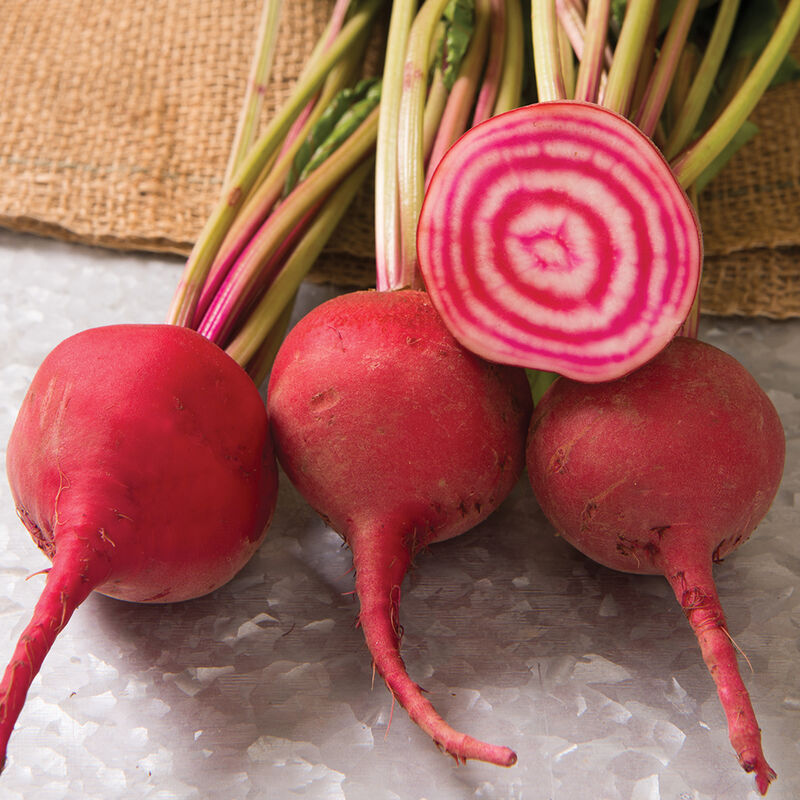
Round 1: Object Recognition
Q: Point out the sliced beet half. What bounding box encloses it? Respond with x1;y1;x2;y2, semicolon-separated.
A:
417;101;702;382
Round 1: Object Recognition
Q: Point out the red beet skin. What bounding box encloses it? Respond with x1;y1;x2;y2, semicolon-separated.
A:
268;289;532;767
526;337;785;795
2;324;278;770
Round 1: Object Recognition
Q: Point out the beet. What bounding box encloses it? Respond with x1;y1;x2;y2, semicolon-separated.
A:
1;324;278;769
526;336;785;794
268;288;532;766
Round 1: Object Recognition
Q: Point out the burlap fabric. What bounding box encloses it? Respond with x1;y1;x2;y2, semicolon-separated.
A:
0;0;798;316
696;66;800;318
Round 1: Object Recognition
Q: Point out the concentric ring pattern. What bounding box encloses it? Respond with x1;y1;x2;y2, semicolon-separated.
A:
417;101;703;382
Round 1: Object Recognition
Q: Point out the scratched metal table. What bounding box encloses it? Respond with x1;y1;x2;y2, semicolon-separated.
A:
0;228;797;800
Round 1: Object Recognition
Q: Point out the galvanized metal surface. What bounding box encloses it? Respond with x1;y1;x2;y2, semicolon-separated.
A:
0;230;797;800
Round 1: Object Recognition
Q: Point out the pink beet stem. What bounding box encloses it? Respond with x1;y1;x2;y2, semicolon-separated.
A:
192;184;282;329
425;0;492;190
471;0;506;125
351;531;517;767
663;557;775;795
197;198;322;346
276;0;353;161
0;537;111;771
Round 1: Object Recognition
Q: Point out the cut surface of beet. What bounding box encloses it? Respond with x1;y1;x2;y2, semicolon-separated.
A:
417;101;702;382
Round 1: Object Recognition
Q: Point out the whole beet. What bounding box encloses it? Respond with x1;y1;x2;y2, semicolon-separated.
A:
2;324;278;769
268;289;532;766
527;336;785;794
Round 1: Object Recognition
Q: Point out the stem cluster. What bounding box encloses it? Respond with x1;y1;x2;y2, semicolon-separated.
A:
169;1;800;377
167;0;383;383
